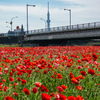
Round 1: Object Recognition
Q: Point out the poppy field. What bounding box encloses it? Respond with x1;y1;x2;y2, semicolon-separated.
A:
0;46;100;100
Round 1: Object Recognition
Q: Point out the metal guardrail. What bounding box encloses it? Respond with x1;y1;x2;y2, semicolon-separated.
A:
3;21;100;37
27;22;100;35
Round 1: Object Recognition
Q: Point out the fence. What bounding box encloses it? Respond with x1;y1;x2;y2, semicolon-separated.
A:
3;21;100;37
27;21;100;34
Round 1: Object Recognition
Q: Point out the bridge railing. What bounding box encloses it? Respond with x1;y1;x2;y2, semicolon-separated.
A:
27;21;100;34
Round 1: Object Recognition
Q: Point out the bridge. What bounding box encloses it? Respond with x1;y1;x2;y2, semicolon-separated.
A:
23;21;100;46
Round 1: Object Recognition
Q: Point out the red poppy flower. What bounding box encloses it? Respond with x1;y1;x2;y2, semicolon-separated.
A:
88;69;95;75
80;71;86;76
23;88;30;95
92;53;98;60
13;92;18;96
54;72;57;75
71;78;79;84
50;93;55;97
0;86;2;91
22;79;27;85
31;87;38;94
0;82;3;86
5;96;14;100
76;95;84;100
56;73;63;79
47;64;52;68
11;69;16;73
9;72;13;76
14;83;18;86
44;70;48;74
63;56;68;60
51;75;55;78
17;77;21;81
70;72;74;78
17;71;23;76
59;93;67;100
27;70;32;74
55;93;67;100
2;79;6;82
4;86;8;91
77;59;81;63
77;66;83;69
78;75;85;79
57;86;64;93
35;82;42;87
0;67;3;72
41;85;49;92
75;77;80;81
9;77;14;82
41;93;51;100
4;70;8;74
61;85;68;89
68;96;76;100
76;86;83;90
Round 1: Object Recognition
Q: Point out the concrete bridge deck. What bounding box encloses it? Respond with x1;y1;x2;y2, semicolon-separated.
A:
24;21;100;41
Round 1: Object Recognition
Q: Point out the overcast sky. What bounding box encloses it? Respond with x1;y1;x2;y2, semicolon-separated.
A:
0;0;100;33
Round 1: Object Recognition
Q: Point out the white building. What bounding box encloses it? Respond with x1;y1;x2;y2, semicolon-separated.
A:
14;28;22;32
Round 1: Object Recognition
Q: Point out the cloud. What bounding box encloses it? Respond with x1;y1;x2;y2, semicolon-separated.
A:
56;0;100;13
0;4;47;33
56;0;100;23
0;4;67;33
0;1;100;33
56;0;100;6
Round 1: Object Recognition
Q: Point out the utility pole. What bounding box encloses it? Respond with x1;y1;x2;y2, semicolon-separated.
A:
64;9;71;29
26;4;35;34
40;18;46;30
6;16;18;33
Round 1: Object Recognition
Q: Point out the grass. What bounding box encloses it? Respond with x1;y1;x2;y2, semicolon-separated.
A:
0;44;20;47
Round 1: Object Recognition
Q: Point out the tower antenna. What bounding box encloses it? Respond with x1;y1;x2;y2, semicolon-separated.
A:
47;2;50;31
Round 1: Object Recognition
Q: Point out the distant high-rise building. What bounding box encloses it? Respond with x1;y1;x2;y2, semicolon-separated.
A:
47;2;51;31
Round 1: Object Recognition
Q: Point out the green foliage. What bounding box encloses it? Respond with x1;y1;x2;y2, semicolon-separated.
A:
0;44;20;47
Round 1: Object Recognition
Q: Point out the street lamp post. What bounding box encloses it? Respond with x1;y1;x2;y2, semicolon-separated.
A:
64;9;71;29
11;16;18;32
26;4;35;34
40;18;46;30
6;16;18;32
